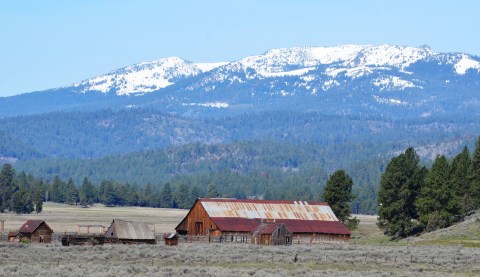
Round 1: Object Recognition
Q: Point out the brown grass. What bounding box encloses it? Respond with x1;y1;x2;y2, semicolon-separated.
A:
0;202;187;233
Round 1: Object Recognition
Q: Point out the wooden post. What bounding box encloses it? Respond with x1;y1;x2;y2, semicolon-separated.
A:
87;226;90;234
0;220;4;234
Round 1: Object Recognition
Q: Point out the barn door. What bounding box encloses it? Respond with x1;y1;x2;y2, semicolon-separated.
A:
195;222;203;236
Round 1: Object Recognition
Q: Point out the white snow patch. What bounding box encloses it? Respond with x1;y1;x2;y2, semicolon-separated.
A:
373;76;418;91
194;62;229;72
183;102;229;108
260;67;315;77
75;57;201;95
372;95;408;106
454;55;480;74
322;80;340;91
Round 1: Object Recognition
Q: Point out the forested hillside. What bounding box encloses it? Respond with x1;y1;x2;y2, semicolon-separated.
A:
1;107;478;215
1;109;478;160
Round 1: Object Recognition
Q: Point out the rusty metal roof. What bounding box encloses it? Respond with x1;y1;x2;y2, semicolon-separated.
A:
105;219;155;240
18;220;52;234
200;198;338;221
211;217;261;232
211;217;350;235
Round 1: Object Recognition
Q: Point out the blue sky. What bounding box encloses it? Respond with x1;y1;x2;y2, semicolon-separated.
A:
1;0;479;97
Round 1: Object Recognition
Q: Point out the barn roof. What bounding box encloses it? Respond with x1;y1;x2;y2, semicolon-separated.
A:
18;220;53;234
199;198;338;221
107;219;155;240
210;217;350;235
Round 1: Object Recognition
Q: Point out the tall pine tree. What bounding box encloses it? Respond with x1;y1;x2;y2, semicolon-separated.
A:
416;155;460;231
377;148;426;238
322;169;355;223
0;163;16;212
471;136;480;209
450;147;474;214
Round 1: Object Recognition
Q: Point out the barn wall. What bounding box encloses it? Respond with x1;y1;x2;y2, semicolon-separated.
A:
182;201;218;236
291;233;349;244
31;224;53;243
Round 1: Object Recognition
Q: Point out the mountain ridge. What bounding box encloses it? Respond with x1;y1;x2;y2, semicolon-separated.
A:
0;44;479;119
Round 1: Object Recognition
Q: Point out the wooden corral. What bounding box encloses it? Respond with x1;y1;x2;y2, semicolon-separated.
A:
11;220;53;243
104;219;156;244
176;198;350;244
61;234;105;246
163;232;178;246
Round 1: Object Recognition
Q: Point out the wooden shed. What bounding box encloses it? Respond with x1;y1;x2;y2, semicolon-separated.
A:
176;198;350;244
252;222;292;245
14;220;53;243
104;219;156;244
163;232;178;246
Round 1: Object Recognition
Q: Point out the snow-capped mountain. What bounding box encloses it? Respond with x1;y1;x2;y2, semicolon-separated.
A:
1;44;480;118
73;57;227;95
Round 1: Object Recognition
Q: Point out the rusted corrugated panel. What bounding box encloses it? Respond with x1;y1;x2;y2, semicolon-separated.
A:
278;219;350;235
200;198;339;222
210;217;260;232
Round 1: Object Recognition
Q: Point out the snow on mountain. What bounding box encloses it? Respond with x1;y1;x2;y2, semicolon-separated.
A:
74;58;226;95
454;54;480;74
69;44;479;96
373;76;419;91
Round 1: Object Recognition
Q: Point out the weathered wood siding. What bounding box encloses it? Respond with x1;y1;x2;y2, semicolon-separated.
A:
180;201;219;236
291;233;349;244
29;224;53;243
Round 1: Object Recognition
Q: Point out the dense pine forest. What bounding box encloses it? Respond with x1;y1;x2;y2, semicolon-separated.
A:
1;137;479;221
1;108;479;215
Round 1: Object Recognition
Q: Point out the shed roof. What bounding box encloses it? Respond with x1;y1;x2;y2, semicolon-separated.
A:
18;220;53;234
199;198;338;221
106;219;155;240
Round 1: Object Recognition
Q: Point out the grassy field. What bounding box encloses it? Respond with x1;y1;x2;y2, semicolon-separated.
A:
0;202;188;234
1;203;480;276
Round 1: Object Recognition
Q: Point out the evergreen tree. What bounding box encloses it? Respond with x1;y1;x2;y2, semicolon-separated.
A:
190;185;201;203
79;177;96;206
141;183;154;207
175;183;190;209
161;183;173;208
65;178;78;205
0;163;16;212
471;136;480;209
377;148;426;238
11;190;24;214
207;184;220;198
34;179;44;213
322;169;355;223
50;176;65;203
416;155;460;231
450;147;473;214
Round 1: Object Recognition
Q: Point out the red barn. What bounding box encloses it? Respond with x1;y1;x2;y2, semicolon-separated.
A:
175;198;350;244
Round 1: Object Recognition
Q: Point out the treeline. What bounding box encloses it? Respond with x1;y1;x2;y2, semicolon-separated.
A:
2;163;377;214
0;164;44;214
378;137;480;238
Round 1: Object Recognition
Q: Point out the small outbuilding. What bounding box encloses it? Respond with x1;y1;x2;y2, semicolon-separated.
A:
163;232;178;246
104;219;156;244
13;220;53;243
252;222;292;245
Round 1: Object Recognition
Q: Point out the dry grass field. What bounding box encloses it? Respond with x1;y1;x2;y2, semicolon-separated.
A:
0;202;188;234
1;203;480;276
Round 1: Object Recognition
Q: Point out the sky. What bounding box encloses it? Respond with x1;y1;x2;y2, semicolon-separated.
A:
1;0;479;97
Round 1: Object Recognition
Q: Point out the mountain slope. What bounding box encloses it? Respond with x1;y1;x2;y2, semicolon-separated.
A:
1;44;479;118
